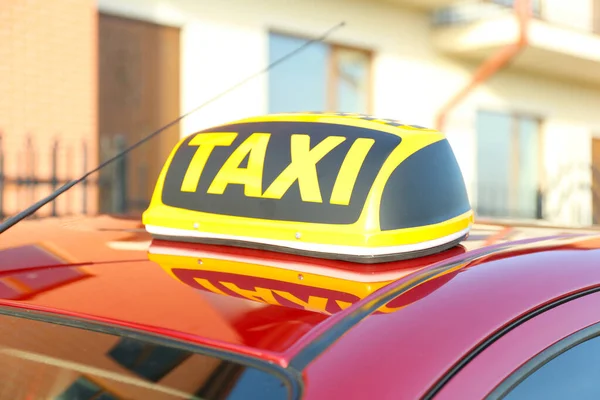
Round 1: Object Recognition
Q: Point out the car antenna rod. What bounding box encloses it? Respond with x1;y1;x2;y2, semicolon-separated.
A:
0;21;346;235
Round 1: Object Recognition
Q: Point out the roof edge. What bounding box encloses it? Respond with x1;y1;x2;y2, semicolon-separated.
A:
285;233;591;369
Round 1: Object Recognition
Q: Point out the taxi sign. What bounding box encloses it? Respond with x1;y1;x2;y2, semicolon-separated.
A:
142;112;474;263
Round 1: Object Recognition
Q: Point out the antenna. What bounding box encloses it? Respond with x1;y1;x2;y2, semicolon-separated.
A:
0;21;346;235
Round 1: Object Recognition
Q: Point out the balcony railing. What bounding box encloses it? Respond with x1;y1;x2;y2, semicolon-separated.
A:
432;0;541;27
432;0;600;34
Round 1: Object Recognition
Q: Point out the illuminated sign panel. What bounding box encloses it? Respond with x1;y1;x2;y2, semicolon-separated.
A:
143;113;474;263
161;122;399;224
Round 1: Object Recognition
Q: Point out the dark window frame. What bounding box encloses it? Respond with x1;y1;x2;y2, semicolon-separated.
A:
422;286;600;399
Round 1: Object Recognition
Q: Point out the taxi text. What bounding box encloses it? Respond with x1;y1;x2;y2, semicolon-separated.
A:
180;133;375;205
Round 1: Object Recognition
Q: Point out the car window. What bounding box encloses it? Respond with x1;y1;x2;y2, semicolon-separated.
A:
500;330;600;400
0;311;291;400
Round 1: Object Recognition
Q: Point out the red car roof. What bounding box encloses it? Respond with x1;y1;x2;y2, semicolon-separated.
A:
301;233;600;398
2;215;600;398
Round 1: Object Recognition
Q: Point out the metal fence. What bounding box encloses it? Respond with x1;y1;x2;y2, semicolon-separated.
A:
0;134;139;220
474;185;544;220
1;131;599;225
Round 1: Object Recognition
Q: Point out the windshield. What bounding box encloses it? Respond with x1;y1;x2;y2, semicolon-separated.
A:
0;310;291;400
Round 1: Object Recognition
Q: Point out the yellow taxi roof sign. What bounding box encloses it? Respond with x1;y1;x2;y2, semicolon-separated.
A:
142;112;474;263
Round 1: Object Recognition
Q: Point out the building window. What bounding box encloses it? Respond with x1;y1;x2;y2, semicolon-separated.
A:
107;337;190;382
475;110;542;219
268;32;372;114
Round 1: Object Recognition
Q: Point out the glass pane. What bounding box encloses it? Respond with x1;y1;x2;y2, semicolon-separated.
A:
95;393;120;400
516;117;540;219
268;32;328;113
221;367;288;400
0;313;290;400
476;111;512;217
335;48;370;114
108;338;191;382
56;377;102;399
505;335;600;400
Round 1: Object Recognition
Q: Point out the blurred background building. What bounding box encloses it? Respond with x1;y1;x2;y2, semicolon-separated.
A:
1;0;600;227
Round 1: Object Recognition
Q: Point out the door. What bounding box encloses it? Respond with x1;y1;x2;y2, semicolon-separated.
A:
591;138;600;224
433;289;600;399
98;13;180;214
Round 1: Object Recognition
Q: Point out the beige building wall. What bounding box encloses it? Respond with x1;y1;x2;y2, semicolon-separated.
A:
0;0;597;224
97;0;600;226
541;0;595;30
445;68;600;226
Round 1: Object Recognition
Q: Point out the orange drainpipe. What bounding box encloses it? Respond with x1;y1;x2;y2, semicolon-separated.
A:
435;0;531;131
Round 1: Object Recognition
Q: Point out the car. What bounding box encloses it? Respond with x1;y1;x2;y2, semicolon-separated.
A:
2;112;600;400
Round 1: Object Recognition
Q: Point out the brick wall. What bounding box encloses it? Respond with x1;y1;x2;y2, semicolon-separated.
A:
0;0;98;217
